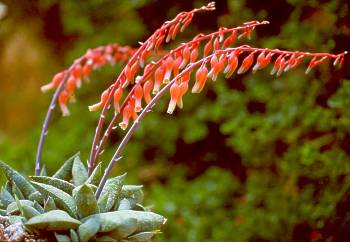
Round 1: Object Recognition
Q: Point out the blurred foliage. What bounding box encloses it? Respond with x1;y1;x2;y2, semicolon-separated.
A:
1;0;350;241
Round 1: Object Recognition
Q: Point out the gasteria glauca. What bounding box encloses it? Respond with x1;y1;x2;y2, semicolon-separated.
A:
38;2;346;198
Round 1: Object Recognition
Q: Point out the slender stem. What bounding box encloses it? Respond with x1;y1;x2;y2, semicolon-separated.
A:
35;71;69;175
91;21;270;166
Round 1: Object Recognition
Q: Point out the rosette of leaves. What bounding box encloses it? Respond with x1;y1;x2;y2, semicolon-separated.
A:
0;153;166;242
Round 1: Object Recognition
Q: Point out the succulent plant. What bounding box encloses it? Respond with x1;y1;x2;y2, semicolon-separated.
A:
0;153;166;242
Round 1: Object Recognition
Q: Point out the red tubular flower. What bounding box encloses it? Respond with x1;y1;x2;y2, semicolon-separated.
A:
208;54;226;81
190;44;199;62
270;54;284;75
167;82;181;114
180;46;191;69
177;81;189;109
192;65;208;93
213;37;219;50
252;51;266;73
237;51;255;74
305;56;327;74
172;22;181;40
66;76;76;97
143;79;153;104
208;55;219;80
113;86;123;114
223;30;237;48
58;90;70;116
83;62;93;81
163;56;174;83
224;51;239;78
41;72;65;93
88;89;109;112
153;65;165;94
119;102;133;130
276;56;288;76
134;83;144;112
173;56;182;76
204;37;213;57
180;12;194;32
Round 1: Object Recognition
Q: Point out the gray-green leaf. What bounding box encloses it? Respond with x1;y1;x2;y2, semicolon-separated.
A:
53;152;79;180
72;156;88;186
85;162;102;186
26;210;81;231
0;160;36;198
78;217;100;242
30;176;75;194
31;181;77;218
73;184;98;219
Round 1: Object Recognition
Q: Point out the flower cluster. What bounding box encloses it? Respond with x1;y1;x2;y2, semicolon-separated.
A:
41;44;135;116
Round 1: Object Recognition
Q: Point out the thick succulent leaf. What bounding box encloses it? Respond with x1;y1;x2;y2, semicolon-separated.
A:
96;235;118;242
53;152;79;180
78;217;100;242
127;231;160;241
0;160;36;198
30;176;75;194
72;156;88;186
31;181;77;217
70;229;79;242
11;181;24;200
98;173;126;212
28;191;44;204
33;201;44;213
9;215;25;224
118;198;135;211
116;210;166;233
44;196;56;212
73;184;98;219
7;200;34;215
85;162;102;186
25;210;81;231
55;232;71;242
86;212;137;239
0;187;15;207
121;185;144;204
22;204;40;219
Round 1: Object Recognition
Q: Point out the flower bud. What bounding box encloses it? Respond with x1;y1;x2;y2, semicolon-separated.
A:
167;82;181;114
143;79;153;104
134;83;143;112
163;56;174;83
113;87;123;114
88;89;109;112
237;52;255;74
153;66;165;94
59;90;70;116
192;65;208;93
41;72;64;93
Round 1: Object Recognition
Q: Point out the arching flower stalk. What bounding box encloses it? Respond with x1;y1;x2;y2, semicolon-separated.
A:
35;44;137;175
95;47;346;198
89;20;269;167
85;2;228;172
37;2;347;198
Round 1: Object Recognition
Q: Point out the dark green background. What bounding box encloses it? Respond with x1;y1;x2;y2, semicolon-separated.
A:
0;0;350;241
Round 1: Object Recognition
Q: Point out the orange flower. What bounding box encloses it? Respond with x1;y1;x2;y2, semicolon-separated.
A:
237;51;255;74
41;72;64;93
192;65;208;93
88;89;109;112
58;90;70;116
